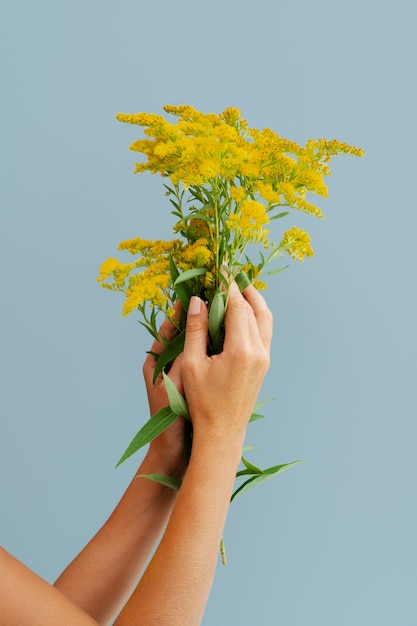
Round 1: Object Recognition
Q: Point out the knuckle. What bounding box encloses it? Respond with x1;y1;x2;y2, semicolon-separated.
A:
186;317;205;334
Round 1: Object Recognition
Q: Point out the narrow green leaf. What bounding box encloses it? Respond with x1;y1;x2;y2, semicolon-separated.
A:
183;211;211;222
162;371;190;419
208;290;226;354
136;473;182;490
231;460;303;502
116;406;177;467
270;211;290;220
169;255;192;311
235;271;251;292
174;283;191;312
236;468;260;477
145;350;160;360
153;330;185;383
174;267;207;285
254;398;274;411
138;321;159;341
230;475;259;502
263;459;303;475
249;412;265;422
168;254;180;283
241;456;263;473
267;265;290;275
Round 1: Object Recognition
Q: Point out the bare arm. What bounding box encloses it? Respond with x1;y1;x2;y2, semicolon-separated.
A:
0;547;98;626
54;311;188;625
0;284;272;626
115;282;272;625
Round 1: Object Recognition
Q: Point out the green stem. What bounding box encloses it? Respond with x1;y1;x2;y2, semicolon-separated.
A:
220;537;227;566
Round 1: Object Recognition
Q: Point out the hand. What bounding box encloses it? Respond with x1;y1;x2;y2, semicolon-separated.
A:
142;304;187;476
181;281;273;456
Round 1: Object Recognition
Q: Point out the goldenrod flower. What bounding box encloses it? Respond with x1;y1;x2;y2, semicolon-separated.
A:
101;104;363;320
280;226;314;262
182;239;213;267
230;186;246;203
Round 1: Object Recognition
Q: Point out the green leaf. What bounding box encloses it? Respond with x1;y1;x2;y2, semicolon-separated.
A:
267;265;290;275
249;398;274;422
263;459;303;475
162;371;190;419
235;271;251;292
230;475;259;501
153;330;185;383
136;473;182;490
169;254;180;281
241;455;263;473
249;412;265;422
174;267;207;284
235;469;260;477
231;460;303;502
184;211;211;222
270;211;290;220
169;256;191;311
254;398;274;411
116;406;178;467
208;290;226;354
138;321;159;341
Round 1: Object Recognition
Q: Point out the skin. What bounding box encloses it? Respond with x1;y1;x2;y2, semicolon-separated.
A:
0;282;272;626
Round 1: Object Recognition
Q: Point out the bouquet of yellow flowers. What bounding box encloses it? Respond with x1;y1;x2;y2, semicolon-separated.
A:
98;105;363;559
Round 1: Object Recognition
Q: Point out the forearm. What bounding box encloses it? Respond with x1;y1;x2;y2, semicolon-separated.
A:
115;434;243;626
54;449;184;625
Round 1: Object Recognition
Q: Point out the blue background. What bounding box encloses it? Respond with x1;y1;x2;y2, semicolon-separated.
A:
1;1;416;624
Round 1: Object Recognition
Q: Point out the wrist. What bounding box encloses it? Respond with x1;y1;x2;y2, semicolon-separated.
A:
144;444;187;479
190;428;244;472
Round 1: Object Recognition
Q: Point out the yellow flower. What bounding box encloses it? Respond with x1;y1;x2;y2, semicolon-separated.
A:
123;268;171;316
257;182;281;204
105;104;363;320
97;258;135;288
280;226;314;262
227;200;270;244
230;186;246;202
182;239;213;267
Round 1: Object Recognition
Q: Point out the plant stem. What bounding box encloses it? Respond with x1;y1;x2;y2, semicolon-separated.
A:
220;537;227;566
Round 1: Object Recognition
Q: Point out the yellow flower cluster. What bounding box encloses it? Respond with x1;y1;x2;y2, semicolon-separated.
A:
99;105;363;320
116;104;363;220
280;227;314;262
98;234;217;317
97;238;183;317
226;199;270;244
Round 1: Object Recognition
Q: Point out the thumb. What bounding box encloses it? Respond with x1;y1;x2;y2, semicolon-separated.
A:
183;296;209;364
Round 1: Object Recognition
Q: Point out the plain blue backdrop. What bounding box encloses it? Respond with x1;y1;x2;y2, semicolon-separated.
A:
1;1;416;624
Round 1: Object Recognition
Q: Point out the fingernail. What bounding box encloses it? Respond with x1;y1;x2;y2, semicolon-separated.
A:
188;296;202;315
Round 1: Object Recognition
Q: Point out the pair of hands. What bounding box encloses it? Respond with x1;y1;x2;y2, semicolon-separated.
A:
143;280;273;473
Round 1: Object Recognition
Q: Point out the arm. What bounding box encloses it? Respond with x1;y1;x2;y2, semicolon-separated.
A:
1;311;187;626
0;546;98;626
1;283;272;626
114;282;272;625
53;311;188;625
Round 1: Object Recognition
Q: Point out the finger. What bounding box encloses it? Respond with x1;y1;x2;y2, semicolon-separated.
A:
223;280;254;348
242;284;273;351
182;296;209;368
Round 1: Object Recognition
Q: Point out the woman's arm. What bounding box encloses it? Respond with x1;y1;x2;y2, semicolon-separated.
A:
0;283;272;626
54;310;188;625
115;283;272;625
0;547;98;626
